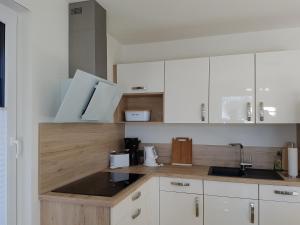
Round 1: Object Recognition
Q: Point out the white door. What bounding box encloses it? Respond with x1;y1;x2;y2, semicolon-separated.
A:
117;61;165;94
0;4;17;225
204;195;258;225
160;191;203;225
256;50;300;123
165;58;209;123
210;54;255;123
260;200;300;225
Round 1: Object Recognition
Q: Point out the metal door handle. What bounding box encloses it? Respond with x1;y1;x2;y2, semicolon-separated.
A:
132;191;141;201
170;182;190;187
195;197;199;217
131;86;146;91
274;190;299;196
247;102;252;122
201;103;206;122
131;208;141;220
250;203;255;224
259;102;264;121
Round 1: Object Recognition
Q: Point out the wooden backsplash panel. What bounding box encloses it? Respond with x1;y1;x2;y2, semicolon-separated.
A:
39;123;125;194
143;143;280;169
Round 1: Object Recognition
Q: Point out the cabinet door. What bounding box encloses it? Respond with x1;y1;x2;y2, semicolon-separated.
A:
117;61;164;94
210;54;255;123
160;191;203;225
165;58;209;123
260;200;300;225
204;195;258;225
256;50;300;123
143;177;159;225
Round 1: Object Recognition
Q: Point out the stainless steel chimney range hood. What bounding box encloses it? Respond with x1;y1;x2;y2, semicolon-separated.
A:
69;0;107;79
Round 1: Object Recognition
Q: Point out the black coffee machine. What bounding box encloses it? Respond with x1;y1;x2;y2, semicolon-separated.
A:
124;138;140;166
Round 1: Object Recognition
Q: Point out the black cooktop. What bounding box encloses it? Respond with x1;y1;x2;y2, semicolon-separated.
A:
53;172;144;197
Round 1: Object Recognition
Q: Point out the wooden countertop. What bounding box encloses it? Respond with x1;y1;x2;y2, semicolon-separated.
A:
40;165;300;208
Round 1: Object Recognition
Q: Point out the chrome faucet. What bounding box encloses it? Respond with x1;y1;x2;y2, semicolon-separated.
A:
229;143;253;171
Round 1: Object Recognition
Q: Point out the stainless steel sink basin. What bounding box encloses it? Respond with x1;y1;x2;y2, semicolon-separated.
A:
208;166;284;180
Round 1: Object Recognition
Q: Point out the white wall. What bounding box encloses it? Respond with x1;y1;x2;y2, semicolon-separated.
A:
119;27;300;63
119;27;300;147
13;1;69;225
107;34;122;81
126;124;296;147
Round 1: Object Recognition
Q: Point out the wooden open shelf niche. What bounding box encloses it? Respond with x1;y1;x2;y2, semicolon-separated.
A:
114;93;164;123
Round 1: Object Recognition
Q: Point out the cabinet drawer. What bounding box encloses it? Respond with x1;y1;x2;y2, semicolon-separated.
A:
160;177;203;194
204;181;258;199
260;185;300;202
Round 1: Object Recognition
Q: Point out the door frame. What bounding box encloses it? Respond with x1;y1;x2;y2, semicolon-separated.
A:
0;3;18;225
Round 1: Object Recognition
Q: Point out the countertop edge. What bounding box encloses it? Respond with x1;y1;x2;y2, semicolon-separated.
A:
39;165;300;207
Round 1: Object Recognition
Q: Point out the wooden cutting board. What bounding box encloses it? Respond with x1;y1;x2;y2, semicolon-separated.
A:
171;137;192;166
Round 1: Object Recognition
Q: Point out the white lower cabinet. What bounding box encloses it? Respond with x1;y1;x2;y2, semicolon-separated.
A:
204;195;258;225
160;191;203;225
111;177;159;225
204;181;258;225
260;200;300;225
113;178;300;225
259;184;300;225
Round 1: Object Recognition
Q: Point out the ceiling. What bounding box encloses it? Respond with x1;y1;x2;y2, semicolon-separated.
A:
96;0;300;44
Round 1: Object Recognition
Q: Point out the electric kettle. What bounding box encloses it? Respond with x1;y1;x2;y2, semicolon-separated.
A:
144;146;159;167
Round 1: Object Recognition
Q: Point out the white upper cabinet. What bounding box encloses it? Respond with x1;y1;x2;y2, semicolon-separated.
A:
165;58;209;123
256;50;300;123
209;54;255;123
117;61;165;94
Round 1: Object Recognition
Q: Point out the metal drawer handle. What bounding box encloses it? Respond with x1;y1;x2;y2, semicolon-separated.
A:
201;103;206;122
250;203;255;224
131;208;141;220
170;182;190;187
132;191;141;201
131;86;146;91
195;197;199;218
247;102;252;122
259;102;264;121
274;190;299;196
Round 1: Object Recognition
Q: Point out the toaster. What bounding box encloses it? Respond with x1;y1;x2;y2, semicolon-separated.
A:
125;110;151;122
110;151;130;169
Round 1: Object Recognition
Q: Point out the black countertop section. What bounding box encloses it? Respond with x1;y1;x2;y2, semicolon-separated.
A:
53;172;144;197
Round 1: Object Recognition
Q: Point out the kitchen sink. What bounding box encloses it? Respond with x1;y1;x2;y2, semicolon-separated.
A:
208;166;284;180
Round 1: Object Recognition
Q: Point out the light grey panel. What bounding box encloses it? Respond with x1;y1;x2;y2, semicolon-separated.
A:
69;29;95;77
94;0;107;79
69;1;95;32
69;0;107;79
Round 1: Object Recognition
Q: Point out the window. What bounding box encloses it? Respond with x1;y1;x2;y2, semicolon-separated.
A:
0;20;5;225
0;22;4;108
